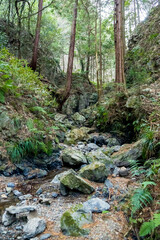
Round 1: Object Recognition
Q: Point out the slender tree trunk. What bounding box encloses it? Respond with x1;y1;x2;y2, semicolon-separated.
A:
133;0;137;28
95;1;100;99
114;0;126;91
86;29;90;79
136;0;140;23
57;0;78;110
30;0;43;71
99;0;103;98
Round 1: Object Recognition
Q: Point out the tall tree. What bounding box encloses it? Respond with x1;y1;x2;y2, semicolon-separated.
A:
114;0;126;91
60;0;78;107
30;0;43;71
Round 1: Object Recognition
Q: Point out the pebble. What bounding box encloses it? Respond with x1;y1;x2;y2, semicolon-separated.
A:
7;183;15;188
13;190;22;197
40;233;51;240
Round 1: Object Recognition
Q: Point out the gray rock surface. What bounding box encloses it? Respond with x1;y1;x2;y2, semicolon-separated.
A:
62;148;87;166
82;198;110;213
23;217;46;239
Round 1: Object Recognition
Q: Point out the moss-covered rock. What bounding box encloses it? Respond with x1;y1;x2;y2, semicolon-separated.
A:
72;112;86;125
62;148;87;166
86;149;113;166
111;139;144;167
79;161;109;182
60;169;95;194
61;204;92;236
65;127;91;144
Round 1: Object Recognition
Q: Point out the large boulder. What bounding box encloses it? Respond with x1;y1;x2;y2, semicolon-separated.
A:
62;148;87;166
23;217;46;239
60;169;95;194
86;149;112;166
79;161;109;182
111;139;144;167
65;127;91;144
61;204;92;236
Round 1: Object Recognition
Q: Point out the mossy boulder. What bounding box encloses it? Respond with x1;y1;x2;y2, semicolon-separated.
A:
125;96;140;109
111;139;144;167
60;169;95;194
79;161;109;182
86;149;113;166
62;148;87;166
61;204;92;236
72;112;86;125
65;127;91;144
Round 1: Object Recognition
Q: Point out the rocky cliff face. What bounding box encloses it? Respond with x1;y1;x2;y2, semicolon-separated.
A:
125;5;160;86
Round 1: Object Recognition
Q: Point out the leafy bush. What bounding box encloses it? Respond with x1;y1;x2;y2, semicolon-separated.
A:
139;213;160;238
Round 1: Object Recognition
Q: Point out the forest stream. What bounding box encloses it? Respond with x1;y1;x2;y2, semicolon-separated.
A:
0;126;139;240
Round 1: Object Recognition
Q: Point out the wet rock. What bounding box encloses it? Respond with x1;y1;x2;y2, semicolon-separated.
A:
62;148;87;166
111;139;144;167
102;187;110;198
61;204;92;236
82;198;110;213
23;217;46;239
39;198;51;205
119;167;129;177
60;169;95;194
40;234;52;240
79;161;109;182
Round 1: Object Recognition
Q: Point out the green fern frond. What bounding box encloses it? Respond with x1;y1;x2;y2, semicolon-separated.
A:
139;221;155;237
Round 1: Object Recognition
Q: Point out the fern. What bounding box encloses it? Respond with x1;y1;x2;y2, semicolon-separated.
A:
131;187;153;214
139;213;160;237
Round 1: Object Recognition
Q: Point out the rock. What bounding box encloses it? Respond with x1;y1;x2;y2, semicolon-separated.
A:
51;171;69;186
7;182;15;188
88;135;106;147
54;113;67;122
65;127;91;144
23;217;46;239
18;194;32;201
40;234;52;240
111;139;144;167
86;149;112;166
2;206;36;226
60;169;95;194
13;190;22;197
52;192;59;198
61;204;92;236
119;167;129;177
106;138;120;147
79;161;109;182
39;198;51;205
72;112;86;125
104;179;113;189
82;198;110;213
60;183;69;196
126;96;139;109
36;187;43;195
87;143;99;151
62;148;87;166
1;194;8;199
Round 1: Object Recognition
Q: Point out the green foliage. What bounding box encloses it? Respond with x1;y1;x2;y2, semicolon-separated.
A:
142;127;156;159
29;106;47;115
139;213;160;237
7;136;53;163
130;180;154;215
96;106;108;131
0;32;8;49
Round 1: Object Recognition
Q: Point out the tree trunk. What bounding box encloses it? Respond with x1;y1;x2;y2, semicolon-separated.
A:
30;0;43;71
95;1;100;99
114;0;126;91
99;0;103;98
